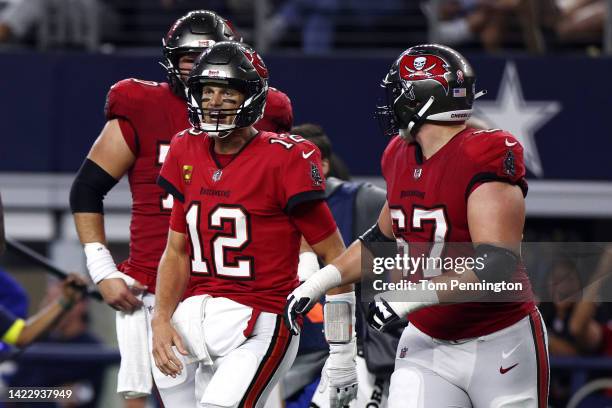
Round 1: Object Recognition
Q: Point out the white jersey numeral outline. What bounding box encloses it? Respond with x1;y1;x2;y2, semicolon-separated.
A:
186;202;253;279
389;206;449;278
158;143;173;210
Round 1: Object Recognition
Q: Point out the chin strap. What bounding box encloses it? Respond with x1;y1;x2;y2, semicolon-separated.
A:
407;96;435;134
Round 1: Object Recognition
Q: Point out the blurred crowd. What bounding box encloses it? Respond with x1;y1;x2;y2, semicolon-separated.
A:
0;0;609;54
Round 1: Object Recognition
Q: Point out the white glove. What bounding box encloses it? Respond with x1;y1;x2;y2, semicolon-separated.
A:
326;339;358;408
284;264;342;335
367;288;439;332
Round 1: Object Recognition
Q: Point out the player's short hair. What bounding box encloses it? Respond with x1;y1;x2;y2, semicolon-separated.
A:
291;123;332;160
291;123;351;180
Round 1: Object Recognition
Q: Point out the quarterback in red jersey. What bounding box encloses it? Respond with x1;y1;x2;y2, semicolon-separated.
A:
151;41;346;407
286;44;548;407
69;10;293;402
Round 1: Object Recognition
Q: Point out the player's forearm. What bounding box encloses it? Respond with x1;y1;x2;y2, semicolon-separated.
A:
333;240;365;286
17;298;72;348
428;269;484;303
73;213;107;244
311;230;352;295
154;250;189;322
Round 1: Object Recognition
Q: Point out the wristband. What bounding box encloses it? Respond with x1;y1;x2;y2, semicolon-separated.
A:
84;242;119;284
297;251;319;281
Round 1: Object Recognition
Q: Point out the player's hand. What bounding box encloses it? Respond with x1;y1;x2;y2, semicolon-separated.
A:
284;284;319;335
151;318;188;377
367;297;402;332
97;278;146;312
323;351;358;408
60;273;88;305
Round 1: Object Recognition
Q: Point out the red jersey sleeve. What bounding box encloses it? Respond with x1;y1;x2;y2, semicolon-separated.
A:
157;131;187;203
280;140;326;213
169;195;187;233
104;79;145;155
116;118;137;155
464;130;528;199
291;200;338;245
255;87;294;133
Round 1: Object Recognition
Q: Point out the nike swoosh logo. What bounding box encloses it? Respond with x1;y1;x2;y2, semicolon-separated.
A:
502;342;521;359
505;138;518;147
302;149;316;159
499;363;519;374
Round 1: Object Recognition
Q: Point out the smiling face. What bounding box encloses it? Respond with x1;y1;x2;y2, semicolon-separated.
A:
200;84;246;127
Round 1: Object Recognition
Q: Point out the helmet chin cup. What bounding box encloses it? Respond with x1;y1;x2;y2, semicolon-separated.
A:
207;130;233;139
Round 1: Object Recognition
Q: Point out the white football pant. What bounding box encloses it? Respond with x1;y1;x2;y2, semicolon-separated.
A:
388;310;549;408
145;295;299;408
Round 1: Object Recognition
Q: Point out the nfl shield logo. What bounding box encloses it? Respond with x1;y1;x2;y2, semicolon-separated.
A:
399;347;409;358
212;169;223;182
413;168;422;179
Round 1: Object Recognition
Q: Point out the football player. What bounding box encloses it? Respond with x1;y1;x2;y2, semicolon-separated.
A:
69;10;293;403
285;44;549;408
151;41;347;407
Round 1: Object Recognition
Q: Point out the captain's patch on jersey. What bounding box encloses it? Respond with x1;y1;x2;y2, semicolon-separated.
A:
182;165;193;184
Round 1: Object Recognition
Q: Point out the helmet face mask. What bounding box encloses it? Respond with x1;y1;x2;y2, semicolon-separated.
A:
187;42;268;138
375;44;483;138
162;10;239;99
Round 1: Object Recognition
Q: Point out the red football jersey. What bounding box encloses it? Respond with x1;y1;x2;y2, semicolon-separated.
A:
381;127;535;340
105;79;188;292
104;79;294;292
255;87;293;133
158;130;331;314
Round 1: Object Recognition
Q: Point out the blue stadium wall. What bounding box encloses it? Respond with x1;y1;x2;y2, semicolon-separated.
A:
0;51;611;180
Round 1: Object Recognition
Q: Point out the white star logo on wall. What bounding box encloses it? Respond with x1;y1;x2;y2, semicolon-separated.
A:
474;62;561;177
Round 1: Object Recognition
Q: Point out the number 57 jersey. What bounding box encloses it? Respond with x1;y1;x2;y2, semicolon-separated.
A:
382;128;535;340
158;130;329;315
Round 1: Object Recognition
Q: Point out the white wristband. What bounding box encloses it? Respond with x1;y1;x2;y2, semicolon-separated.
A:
297;251;319;281
302;264;342;299
84;242;120;284
106;271;135;287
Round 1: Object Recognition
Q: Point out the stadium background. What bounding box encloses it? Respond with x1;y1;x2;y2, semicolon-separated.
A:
0;0;611;406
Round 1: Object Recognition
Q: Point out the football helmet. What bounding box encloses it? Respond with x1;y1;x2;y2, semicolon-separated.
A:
162;10;239;99
187;41;269;138
375;44;486;138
